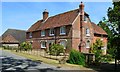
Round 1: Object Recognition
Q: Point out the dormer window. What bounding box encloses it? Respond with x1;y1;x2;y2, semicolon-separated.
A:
41;30;45;37
29;32;32;38
86;28;90;36
49;28;55;36
60;26;66;35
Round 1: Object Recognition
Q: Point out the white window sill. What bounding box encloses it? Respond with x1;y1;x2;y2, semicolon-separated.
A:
60;33;66;35
86;34;90;37
86;47;90;48
49;34;54;36
29;36;32;38
41;47;46;48
41;35;45;37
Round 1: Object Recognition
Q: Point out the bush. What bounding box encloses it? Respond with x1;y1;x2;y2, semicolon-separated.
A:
20;42;32;51
67;49;85;66
49;43;64;56
100;54;113;63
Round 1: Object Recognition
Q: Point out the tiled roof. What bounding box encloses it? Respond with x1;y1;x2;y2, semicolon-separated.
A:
27;9;79;31
2;34;19;43
91;22;107;35
27;20;43;32
27;9;107;35
2;29;26;43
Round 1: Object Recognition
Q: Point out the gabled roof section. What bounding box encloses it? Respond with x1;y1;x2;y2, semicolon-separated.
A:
27;20;43;32
91;22;107;35
2;34;19;43
27;9;79;32
2;29;26;43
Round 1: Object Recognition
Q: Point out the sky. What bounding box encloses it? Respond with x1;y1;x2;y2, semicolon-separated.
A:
1;2;113;36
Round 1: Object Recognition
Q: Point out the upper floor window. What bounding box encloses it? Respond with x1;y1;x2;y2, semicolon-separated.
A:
84;16;88;22
49;28;55;36
41;30;45;37
86;28;90;36
41;41;46;48
60;26;66;35
86;40;90;48
29;32;32;38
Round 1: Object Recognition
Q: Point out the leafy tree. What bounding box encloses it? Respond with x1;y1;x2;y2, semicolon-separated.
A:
49;43;64;56
107;1;120;59
91;39;103;63
98;1;120;59
20;42;32;51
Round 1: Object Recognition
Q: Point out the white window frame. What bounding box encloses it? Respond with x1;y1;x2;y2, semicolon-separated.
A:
29;32;32;38
86;28;90;36
60;26;66;35
41;41;46;48
49;28;55;36
86;40;90;48
41;30;45;37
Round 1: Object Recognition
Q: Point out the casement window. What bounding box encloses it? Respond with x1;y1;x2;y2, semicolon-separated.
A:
41;41;46;48
60;41;66;49
29;32;32;38
86;40;90;48
86;28;90;36
60;26;66;35
41;30;45;37
49;28;55;36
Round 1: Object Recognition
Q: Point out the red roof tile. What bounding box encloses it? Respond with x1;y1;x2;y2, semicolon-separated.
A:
2;34;19;43
27;9;79;32
27;20;43;32
27;9;107;36
91;22;107;35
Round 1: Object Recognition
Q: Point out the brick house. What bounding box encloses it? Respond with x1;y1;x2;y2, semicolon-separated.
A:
26;2;108;55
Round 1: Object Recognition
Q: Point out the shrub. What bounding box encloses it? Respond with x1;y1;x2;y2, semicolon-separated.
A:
20;42;32;51
49;43;64;56
68;49;85;66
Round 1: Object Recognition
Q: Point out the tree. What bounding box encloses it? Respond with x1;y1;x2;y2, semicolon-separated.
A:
98;18;114;57
107;1;120;59
91;39;103;63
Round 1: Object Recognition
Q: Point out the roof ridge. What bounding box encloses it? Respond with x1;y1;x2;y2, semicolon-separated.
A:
48;8;79;19
8;28;26;31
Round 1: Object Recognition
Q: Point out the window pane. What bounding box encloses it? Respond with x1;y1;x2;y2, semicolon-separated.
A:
60;26;66;34
41;30;45;36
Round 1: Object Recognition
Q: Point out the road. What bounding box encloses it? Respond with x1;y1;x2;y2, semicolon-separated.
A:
0;50;66;72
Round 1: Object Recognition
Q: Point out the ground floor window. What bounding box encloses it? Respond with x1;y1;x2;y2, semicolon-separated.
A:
86;40;90;48
60;41;66;49
41;41;46;48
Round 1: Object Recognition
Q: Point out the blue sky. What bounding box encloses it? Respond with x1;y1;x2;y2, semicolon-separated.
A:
1;2;113;36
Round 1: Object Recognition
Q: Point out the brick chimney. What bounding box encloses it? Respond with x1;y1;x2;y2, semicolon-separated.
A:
79;2;85;52
79;1;84;21
43;9;49;21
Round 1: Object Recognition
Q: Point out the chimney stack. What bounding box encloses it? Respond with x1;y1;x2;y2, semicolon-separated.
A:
43;9;49;21
79;2;84;17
